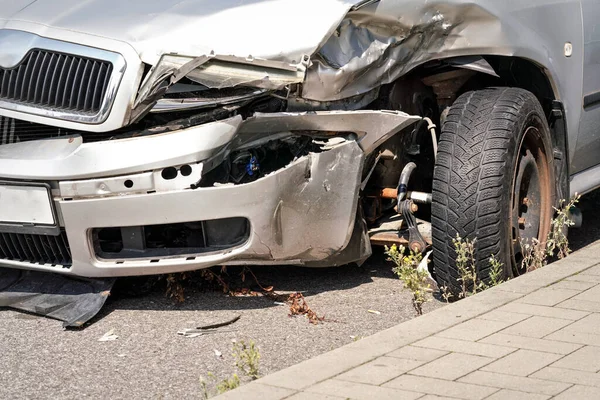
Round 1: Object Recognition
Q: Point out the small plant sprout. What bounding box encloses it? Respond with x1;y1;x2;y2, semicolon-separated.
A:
386;244;431;316
199;376;210;400
200;372;240;398
521;195;580;272
520;237;546;273
488;255;505;287
216;374;240;394
546;195;580;259
440;284;453;303
453;235;483;298
233;340;261;380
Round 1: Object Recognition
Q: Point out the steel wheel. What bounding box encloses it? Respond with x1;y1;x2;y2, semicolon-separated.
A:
511;127;552;275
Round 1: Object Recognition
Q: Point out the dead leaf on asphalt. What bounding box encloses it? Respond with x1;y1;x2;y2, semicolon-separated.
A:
287;292;325;325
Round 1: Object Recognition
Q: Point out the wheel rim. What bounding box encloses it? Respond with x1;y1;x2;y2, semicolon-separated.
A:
510;126;552;276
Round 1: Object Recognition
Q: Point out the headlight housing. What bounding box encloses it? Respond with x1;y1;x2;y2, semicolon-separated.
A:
131;53;307;121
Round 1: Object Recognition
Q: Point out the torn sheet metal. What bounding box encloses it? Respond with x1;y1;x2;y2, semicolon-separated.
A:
301;0;580;106
0;268;115;328
303;3;501;101
133;54;305;121
238;110;420;154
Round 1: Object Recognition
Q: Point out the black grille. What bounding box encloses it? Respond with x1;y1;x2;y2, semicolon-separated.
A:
0;116;116;144
0;231;72;267
0;50;113;114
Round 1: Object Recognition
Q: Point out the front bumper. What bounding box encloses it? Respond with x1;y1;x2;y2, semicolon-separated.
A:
0;111;418;277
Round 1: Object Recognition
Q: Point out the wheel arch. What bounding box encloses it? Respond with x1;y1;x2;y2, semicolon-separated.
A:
383;55;570;204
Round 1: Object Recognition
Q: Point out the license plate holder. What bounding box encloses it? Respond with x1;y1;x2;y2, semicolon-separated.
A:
0;181;59;235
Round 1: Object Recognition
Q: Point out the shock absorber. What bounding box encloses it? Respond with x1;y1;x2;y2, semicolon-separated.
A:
396;162;428;253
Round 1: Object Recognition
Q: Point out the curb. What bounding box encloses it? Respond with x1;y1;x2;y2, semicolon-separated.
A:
215;241;600;399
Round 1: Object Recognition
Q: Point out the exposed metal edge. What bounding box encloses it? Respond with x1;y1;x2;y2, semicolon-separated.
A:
151;89;267;113
238;110;420;154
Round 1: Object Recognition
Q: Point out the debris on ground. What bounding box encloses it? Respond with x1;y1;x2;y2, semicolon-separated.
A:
166;273;188;303
177;328;237;338
198;315;241;330
165;267;279;303
0;268;115;328
98;329;119;342
368;310;381;315
177;314;241;338
287;292;325;324
214;349;223;359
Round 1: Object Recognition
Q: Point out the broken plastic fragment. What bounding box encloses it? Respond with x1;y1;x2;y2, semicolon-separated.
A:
98;329;119;342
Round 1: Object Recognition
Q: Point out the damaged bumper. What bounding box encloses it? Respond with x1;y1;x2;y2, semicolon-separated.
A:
0;111;417;277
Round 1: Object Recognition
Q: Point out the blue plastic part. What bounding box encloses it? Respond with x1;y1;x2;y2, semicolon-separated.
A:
246;156;259;176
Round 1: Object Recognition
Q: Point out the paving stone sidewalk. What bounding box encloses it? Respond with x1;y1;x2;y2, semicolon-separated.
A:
216;241;600;399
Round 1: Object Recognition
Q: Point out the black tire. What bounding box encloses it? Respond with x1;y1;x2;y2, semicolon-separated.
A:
432;88;555;295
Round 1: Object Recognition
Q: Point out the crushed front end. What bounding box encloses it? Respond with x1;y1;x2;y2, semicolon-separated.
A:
0;24;420;278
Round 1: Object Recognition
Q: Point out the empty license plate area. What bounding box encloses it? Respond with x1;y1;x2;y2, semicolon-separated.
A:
0;182;57;234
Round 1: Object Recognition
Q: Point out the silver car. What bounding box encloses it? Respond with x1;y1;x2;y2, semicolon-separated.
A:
0;0;597;294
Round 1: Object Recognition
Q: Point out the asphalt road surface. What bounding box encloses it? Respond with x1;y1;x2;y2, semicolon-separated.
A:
1;190;599;399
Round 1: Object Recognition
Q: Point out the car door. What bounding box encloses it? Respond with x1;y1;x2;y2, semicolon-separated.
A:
574;0;600;174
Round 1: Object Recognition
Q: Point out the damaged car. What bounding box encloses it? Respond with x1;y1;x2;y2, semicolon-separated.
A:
0;0;597;323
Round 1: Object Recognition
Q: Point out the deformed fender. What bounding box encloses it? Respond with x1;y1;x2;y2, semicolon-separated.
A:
302;0;584;158
227;110;419;266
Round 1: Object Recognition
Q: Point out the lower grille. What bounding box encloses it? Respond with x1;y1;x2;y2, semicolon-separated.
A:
93;218;250;260
0;115;115;144
0;231;72;267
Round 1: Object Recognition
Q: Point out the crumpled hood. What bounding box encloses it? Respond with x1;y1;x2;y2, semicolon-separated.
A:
0;0;359;65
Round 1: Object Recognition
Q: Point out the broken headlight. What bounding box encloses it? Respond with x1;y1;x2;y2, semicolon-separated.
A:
132;53;307;120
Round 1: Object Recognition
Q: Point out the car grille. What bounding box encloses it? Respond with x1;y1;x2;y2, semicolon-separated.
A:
0;50;113;115
0;231;72;267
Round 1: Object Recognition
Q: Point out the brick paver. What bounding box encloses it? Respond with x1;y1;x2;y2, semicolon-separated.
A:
336;357;424;385
435;318;513;341
498;302;590;320
386;346;448;362
517;288;580;307
532;366;600;387
553;385;600;399
307;379;423;400
550;346;600;372
383;375;498;400
412;336;517;358
458;370;571;396
485;389;550;400
480;349;563;377
498;316;572;338
216;242;600;399
479;333;583;355
409;352;494;380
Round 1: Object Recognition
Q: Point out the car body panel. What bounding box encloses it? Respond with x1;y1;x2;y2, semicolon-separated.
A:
573;0;600;174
